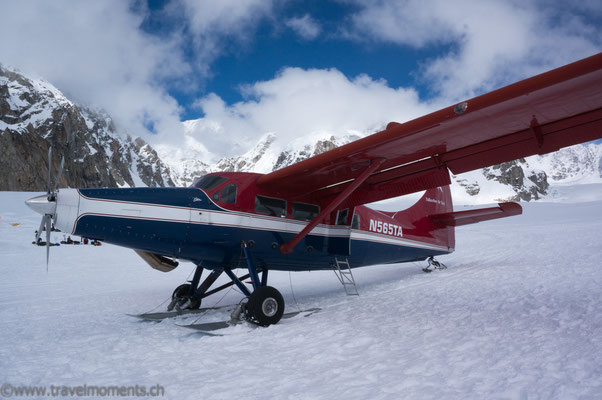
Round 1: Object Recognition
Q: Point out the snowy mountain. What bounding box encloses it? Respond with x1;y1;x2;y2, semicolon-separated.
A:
213;132;363;173
2;63;600;203
449;144;602;204
529;143;602;184
153;133;212;188
173;123;602;203
2;192;601;398
0;65;174;191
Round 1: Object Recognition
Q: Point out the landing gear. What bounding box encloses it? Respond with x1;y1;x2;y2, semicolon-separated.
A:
239;241;285;326
422;256;447;273
166;241;286;326
246;286;285;326
169;284;201;310
167;265;225;311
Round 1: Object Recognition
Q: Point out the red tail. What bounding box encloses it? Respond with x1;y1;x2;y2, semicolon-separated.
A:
371;185;521;253
380;186;455;251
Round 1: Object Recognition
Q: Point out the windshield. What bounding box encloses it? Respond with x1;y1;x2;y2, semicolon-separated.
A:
192;175;228;191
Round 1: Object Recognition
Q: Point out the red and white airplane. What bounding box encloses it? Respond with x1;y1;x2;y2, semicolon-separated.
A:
26;53;602;327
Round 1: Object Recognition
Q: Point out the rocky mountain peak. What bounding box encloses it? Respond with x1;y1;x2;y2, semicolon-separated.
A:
214;133;277;173
0;65;174;190
2;64;600;203
482;159;549;201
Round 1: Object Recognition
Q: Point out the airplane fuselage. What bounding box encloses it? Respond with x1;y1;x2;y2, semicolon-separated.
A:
23;53;600;325
49;172;455;272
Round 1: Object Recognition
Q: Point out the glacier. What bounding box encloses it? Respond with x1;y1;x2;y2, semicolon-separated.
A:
1;190;601;399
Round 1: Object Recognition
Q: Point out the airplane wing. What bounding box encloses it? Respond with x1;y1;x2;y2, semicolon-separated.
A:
429;202;522;227
257;53;602;208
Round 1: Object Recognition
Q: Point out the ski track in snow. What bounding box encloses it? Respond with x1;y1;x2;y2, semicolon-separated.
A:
1;192;601;399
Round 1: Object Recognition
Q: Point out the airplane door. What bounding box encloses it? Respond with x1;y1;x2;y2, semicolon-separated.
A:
179;194;211;259
189;208;210;225
327;209;351;256
187;200;238;252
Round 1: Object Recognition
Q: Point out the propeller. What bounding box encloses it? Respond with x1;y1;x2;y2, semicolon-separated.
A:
32;147;65;270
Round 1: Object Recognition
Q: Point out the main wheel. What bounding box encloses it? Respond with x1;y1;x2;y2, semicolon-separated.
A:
246;286;285;326
171;283;201;310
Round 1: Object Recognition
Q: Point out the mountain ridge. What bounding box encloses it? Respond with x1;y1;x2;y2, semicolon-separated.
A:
0;64;174;190
2;64;600;204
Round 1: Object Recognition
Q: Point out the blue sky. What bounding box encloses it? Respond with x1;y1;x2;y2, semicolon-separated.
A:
1;1;601;157
141;0;447;120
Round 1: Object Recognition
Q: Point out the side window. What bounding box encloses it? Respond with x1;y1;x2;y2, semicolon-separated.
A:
255;195;286;217
352;214;361;229
292;202;320;221
336;209;349;225
220;184;237;204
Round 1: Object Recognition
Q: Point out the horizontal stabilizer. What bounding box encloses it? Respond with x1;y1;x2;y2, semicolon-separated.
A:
429;202;522;227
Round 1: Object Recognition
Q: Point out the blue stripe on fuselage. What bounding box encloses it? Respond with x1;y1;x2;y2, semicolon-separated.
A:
78;187;222;211
74;214;448;271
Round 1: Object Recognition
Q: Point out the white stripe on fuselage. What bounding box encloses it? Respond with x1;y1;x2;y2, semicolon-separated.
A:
74;193;450;252
350;230;449;252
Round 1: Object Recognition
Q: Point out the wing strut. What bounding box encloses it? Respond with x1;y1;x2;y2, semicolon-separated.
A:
280;158;386;254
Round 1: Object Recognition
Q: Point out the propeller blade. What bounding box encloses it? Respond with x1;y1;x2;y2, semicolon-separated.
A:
46;215;51;271
52;156;64;194
47;147;52;197
35;215;47;242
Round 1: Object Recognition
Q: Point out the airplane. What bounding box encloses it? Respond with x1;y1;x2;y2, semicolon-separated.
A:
25;53;602;327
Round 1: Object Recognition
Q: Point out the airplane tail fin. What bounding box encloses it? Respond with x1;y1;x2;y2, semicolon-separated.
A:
378;186;455;250
378;185;522;253
416;185;453;215
388;186;453;223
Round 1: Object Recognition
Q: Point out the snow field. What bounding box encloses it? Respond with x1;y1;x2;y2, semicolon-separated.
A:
0;192;601;399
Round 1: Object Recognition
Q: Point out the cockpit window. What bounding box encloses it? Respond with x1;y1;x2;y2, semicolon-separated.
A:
193;175;228;191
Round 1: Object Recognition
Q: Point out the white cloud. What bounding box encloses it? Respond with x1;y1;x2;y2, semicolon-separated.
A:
285;14;322;40
179;0;601;161
0;0;278;141
345;0;602;100
1;0;599;165
0;0;188;139
185;67;434;158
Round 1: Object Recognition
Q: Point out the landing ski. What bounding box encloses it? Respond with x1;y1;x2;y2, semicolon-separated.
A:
179;307;321;335
127;304;233;322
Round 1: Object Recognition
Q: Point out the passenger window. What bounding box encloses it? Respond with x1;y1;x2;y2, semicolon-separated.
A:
255;195;286;217
352;214;360;229
336;209;349;225
220;184;237;204
292;202;320;221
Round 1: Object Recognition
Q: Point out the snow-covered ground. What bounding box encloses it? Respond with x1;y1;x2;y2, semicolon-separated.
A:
1;190;601;399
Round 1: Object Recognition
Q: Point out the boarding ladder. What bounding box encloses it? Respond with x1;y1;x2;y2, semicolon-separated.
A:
332;257;359;296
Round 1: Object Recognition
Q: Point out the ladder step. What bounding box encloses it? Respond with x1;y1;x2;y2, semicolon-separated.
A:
332;257;359;296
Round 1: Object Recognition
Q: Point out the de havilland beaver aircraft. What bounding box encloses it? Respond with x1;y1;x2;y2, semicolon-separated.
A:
26;53;602;327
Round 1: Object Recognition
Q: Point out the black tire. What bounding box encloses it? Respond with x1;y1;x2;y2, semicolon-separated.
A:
172;283;191;299
171;283;201;310
246;286;285;326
